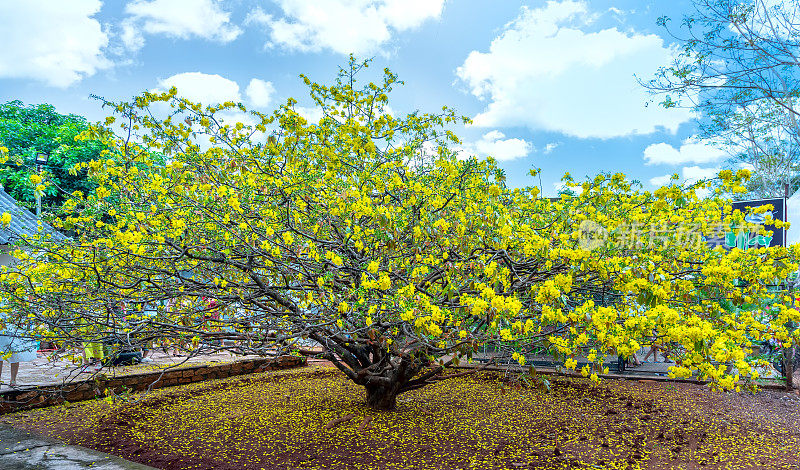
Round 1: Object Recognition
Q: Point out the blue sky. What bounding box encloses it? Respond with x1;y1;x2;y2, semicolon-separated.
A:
0;0;723;194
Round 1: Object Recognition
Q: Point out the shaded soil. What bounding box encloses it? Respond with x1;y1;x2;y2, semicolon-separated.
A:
4;366;800;470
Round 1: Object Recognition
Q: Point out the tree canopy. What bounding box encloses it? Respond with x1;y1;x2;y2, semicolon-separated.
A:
1;59;798;409
0;100;104;211
647;0;800;197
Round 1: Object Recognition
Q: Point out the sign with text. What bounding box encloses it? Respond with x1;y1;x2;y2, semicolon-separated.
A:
706;197;785;249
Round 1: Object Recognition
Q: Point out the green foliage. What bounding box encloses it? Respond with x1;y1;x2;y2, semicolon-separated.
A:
647;0;800;198
0;100;104;210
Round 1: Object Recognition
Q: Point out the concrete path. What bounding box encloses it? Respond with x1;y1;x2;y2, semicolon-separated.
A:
477;348;785;380
0;350;261;391
0;425;157;469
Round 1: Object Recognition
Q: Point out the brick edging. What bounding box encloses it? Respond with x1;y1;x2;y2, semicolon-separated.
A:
0;355;306;415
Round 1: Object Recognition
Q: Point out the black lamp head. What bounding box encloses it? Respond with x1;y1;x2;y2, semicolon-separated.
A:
35;152;50;166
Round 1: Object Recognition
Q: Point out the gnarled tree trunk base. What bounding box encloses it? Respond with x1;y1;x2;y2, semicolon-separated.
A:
365;384;400;411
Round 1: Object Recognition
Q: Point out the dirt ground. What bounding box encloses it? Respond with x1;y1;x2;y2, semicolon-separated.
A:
4;366;800;470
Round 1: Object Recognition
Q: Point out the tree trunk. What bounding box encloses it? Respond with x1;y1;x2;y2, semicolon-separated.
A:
784;346;796;390
365;383;400;411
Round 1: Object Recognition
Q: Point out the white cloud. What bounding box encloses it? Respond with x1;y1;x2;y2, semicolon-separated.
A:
650;166;720;188
245;79;276;108
157;74;281;116
295;106;325;124
682;165;721;181
643;136;727;165
152;72;292;138
246;0;445;55
377;0;446;30
119;19;145;53
157;72;242;105
543;142;560;154
0;0;111;87
456;1;693;139
461;130;533;161
152;72;274;148
124;0;241;50
649;174;674;187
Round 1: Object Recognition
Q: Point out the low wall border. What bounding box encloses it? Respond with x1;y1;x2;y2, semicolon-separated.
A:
0;355;306;415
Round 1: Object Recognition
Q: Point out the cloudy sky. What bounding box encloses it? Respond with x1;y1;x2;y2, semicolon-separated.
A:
0;0;720;193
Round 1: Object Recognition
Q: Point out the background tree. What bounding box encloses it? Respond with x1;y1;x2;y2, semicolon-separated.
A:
647;0;800;197
2;60;799;410
0;100;104;210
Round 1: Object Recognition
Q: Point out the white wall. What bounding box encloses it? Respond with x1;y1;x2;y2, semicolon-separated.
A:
787;190;800;247
0;245;18;268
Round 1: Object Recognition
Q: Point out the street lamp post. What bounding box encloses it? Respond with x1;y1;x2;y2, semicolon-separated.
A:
34;152;49;218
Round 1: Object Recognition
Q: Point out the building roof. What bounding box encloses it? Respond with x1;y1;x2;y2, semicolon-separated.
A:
0;186;66;244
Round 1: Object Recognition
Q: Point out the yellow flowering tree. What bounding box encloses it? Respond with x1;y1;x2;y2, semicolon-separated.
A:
1;59;798;409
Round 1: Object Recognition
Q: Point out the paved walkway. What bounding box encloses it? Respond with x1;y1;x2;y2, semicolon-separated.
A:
0;425;156;469
1;345;786;391
0;350;261;391
478;348;785;381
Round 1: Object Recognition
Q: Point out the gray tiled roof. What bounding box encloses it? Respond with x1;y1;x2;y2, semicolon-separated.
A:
0;186;66;244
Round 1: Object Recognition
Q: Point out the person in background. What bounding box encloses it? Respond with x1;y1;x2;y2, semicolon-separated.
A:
79;317;105;372
201;297;221;350
82;341;104;371
0;320;39;387
170;298;195;357
139;302;157;363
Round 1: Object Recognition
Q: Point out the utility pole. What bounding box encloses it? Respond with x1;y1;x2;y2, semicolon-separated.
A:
34;152;49;217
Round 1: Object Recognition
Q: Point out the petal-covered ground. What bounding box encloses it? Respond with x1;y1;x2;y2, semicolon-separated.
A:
4;366;800;470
